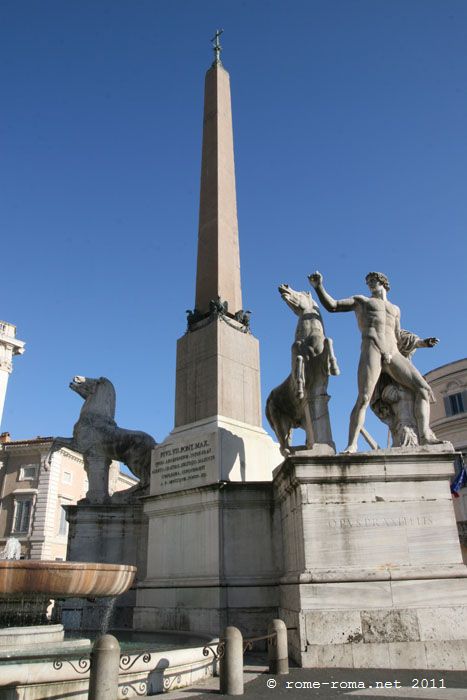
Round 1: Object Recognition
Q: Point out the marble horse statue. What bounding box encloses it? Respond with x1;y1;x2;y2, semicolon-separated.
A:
49;376;156;503
266;284;339;456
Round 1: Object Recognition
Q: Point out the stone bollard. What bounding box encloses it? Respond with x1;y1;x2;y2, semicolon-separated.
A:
88;634;120;700
268;619;289;675
220;626;244;695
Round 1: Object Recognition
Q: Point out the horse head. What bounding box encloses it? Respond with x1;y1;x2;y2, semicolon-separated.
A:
70;376;116;419
278;284;316;316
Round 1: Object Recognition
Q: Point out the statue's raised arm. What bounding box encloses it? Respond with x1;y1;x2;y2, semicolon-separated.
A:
308;271;356;312
416;336;439;349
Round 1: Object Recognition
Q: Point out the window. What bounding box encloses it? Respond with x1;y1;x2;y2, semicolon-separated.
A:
12;499;33;534
58;506;68;536
19;465;38;481
62;471;72;485
447;393;465;416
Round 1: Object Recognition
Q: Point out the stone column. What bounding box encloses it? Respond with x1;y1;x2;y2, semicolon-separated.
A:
0;321;25;428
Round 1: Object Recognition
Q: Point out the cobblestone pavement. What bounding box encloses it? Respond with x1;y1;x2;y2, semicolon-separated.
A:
155;657;467;700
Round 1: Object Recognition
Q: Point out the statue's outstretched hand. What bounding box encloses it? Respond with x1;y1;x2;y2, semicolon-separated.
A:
423;337;439;348
308;271;323;289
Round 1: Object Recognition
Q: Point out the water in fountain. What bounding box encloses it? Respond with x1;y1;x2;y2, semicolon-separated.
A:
0;538;50;627
100;596;117;634
0;593;50;628
0;537;21;561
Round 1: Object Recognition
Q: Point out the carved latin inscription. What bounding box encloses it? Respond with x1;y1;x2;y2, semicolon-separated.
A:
152;433;216;490
328;515;433;529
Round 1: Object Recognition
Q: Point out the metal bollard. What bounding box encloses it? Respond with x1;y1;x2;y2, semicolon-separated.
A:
220;626;244;695
268;619;289;674
88;634;120;700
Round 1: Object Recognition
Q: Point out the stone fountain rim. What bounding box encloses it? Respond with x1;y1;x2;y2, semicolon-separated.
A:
0;561;136;571
0;560;136;600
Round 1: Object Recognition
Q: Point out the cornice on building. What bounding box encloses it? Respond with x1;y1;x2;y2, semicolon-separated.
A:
425;358;467;382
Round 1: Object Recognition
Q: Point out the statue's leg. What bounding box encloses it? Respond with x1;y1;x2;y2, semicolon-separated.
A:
385;357;443;445
83;453;111;504
275;410;292;457
278;416;292;457
267;400;291;457
325;337;340;376
345;344;381;454
292;343;305;400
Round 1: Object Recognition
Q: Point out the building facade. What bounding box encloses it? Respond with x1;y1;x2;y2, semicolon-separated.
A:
0;434;137;560
426;358;467;560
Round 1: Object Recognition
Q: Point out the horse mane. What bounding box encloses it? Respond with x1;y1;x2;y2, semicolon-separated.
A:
81;377;116;419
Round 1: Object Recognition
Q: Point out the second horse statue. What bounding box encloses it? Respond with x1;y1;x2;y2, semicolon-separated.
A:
49;376;156;503
266;284;339;456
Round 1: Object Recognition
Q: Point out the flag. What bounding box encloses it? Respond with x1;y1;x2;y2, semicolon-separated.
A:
451;456;467;497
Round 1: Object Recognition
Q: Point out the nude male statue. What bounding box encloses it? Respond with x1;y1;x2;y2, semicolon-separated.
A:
308;270;442;453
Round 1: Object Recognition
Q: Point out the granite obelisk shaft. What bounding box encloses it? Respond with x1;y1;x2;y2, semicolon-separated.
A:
195;63;242;315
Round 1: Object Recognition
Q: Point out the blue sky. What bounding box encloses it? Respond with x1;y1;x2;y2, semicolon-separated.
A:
1;1;466;454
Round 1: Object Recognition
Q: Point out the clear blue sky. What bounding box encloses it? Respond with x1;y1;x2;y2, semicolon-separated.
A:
1;1;466;454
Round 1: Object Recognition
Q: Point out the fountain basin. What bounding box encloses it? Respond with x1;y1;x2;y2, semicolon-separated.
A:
0;561;136;599
0;630;218;698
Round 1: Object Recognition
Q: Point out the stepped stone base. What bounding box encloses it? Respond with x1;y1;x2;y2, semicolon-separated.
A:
274;448;467;669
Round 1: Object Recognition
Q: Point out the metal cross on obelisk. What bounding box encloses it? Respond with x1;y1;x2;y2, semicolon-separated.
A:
211;28;223;65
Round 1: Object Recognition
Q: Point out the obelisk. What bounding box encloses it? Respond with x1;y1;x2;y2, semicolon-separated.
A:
195;32;242;316
150;32;280;494
137;36;280;635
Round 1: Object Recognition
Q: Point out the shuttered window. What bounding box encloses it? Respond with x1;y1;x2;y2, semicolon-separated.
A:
444;392;467;416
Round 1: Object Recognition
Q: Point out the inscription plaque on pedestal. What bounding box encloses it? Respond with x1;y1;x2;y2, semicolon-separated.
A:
151;431;218;494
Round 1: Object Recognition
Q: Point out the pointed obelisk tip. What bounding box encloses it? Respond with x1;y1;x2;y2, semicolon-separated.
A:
211;28;224;66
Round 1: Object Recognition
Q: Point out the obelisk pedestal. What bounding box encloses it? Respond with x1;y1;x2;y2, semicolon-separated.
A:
275;447;467;669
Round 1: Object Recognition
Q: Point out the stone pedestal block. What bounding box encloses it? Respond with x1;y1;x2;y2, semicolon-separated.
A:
274;449;467;669
134;483;281;637
63;501;148;630
175;318;262;428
